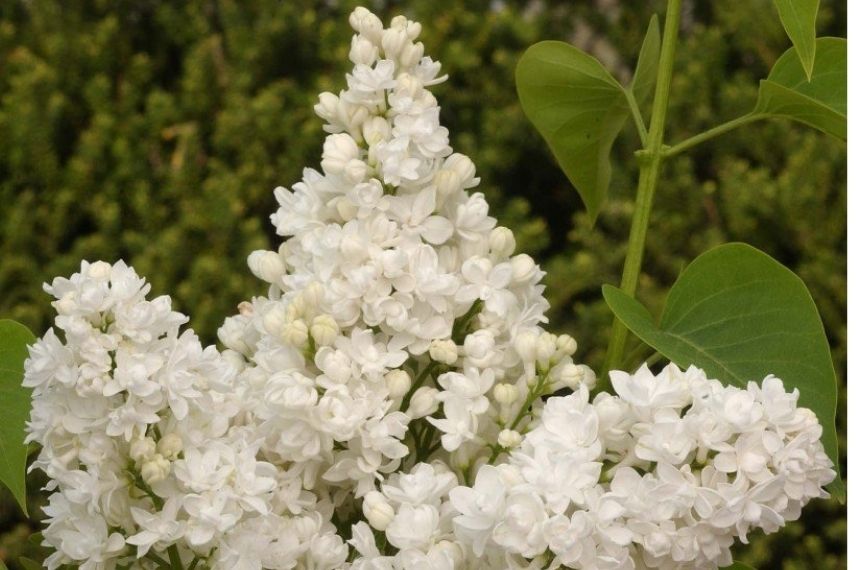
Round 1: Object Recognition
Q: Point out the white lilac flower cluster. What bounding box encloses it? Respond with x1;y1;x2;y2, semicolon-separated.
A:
23;7;834;570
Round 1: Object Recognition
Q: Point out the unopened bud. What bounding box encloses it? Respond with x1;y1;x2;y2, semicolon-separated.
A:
129;437;156;464
344;159;369;184
262;304;287;336
498;429;522;449
399;41;425;68
536;333;557;363
381;28;409;58
407;387;439;418
349;7;383;43
53;292;76;316
578;364;597;390
513;329;539;362
559;363;585;390
321;133;360;175
87;261;113;281
140;454;170;485
385;369;412;399
489;227;516;258
314;91;340;123
429;339;458;365
302;282;325;311
556;334;578;357
248;250;286;284
282;319;309;348
493;383;518;406
349;35;379;65
156;433;183;461
443;154;477;188
362;491;395;531
510;254;537;283
335;197;358;222
362;116;391;146
434;169;462;204
310;315;339;347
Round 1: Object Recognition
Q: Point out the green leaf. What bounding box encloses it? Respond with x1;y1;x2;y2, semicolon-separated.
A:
0;560;7;570
754;37;846;140
772;0;819;79
19;558;41;570
722;563;756;570
0;319;36;515
602;243;843;499
516;41;630;223
631;15;661;109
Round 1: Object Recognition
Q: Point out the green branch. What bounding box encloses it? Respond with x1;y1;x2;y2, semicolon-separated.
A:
600;0;684;383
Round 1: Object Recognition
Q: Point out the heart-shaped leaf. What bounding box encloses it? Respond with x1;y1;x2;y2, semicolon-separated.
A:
516;41;630;223
0;319;35;515
603;243;842;499
772;0;819;79
754;37;846;140
632;15;661;110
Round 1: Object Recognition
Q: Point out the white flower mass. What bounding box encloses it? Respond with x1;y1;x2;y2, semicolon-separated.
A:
23;7;835;570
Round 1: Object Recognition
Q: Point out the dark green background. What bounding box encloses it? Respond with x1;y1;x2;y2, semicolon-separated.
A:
0;1;845;568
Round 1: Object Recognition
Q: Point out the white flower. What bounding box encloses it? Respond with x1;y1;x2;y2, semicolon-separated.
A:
126;497;184;557
386;504;440;550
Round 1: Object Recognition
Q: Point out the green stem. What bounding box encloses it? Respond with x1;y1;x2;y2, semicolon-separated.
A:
145;551;173;570
664;113;763;157
625;89;649;145
167;545;184;569
600;0;683;382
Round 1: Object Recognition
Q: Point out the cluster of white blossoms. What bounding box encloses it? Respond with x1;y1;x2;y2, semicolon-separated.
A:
23;7;834;570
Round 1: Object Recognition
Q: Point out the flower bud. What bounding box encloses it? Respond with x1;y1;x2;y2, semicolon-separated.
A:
385;369;412;399
156;433;183;461
434;169;462;205
514;329;539;362
349;35;379;65
349;7;383;43
510;254;537;283
321;133;360;175
302;282;326;311
310;314;339;347
558;363;584;389
344;158;369;184
556;334;578;357
53;292;76;316
140;454;170;485
443;153;477;188
489;226;516;258
399;41;425;68
334;197;357;222
286;296;307;321
362;491;395;531
248;250;286;284
536;332;557;364
407;387;439;418
129;437;156;464
381;27;409;59
262;304;287;336
314;92;341;124
493;383;518;406
429;339;458;365
86;261;113;281
282;319;309;348
362;116;391;146
578;364;597;390
498;429;522;449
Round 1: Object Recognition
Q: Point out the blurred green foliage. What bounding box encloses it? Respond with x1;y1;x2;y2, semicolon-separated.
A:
0;0;845;568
